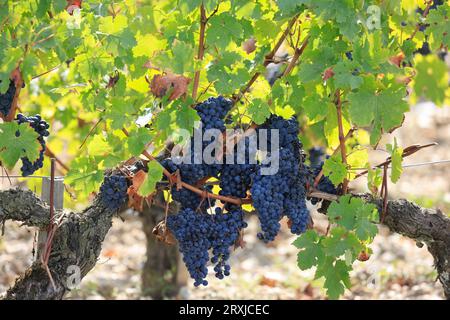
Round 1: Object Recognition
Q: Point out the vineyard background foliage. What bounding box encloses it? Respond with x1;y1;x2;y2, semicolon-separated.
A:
0;0;449;299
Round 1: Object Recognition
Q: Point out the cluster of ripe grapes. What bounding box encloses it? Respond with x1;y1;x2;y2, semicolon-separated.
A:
161;96;336;286
16;114;50;177
99;175;129;211
95;96;338;287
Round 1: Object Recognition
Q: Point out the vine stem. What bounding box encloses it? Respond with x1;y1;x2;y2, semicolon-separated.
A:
354;142;437;179
191;4;207;100
44;147;70;172
335;89;349;193
313;127;357;187
409;0;434;40
232;13;300;104
282;35;310;77
121;128;249;206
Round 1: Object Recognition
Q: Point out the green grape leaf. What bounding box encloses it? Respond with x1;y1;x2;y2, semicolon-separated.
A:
65;157;104;194
328;195;378;241
354;214;378;241
323;156;347;186
413;55;448;106
206;13;244;49
386;138;403;183
127;127;152;156
321;259;352;299
332;61;363;90
248;99;271;125
322;227;363;257
348;78;409;145
87;134;113;156
99;15;128;35
176;101;200;131
0;123;40;168
293;230;325;270
425;5;450;50
276;0;303;15
367;166;383;193
138;161;163;196
302;93;329;123
105;98;132;130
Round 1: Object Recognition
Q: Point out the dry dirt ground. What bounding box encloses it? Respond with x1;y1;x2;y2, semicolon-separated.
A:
0;103;449;300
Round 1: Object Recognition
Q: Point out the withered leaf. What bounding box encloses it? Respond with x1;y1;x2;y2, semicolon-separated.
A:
150;73;191;101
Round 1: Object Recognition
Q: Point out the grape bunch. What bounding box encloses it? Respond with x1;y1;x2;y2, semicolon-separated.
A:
167;208;214;287
195;95;232;131
0;80;16;117
251;151;289;242
16;114;50;177
162;97;233;211
163;100;312;286
99;174;129;211
210;207;247;279
251;115;310;242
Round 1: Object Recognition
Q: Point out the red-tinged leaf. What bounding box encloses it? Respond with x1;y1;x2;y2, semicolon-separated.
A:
150;73;191;101
322;67;335;81
127;170;147;211
66;0;82;14
389;52;405;67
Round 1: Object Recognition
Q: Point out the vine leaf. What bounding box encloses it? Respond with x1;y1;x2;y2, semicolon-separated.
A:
348;77;409;145
327;195;378;241
206;13;244;49
127;127;152;156
386;138;403;184
319;258;352;299
293;230;325;270
150;74;191;101
322;227;363;258
425;5;450;50
175;100;200;131
65;157;104;194
127;170;147;211
327;195;377;241
323;156;347;186
412;55;448;106
332;60;362;90
99;15;128;35
87;134;113;156
0;123;40;168
248;98;271;125
138;161;163;197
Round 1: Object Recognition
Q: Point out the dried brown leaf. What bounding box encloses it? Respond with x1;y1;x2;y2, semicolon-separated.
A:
150;73;191;101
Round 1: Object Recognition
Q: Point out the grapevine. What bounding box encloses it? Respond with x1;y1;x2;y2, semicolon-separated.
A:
0;0;448;300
